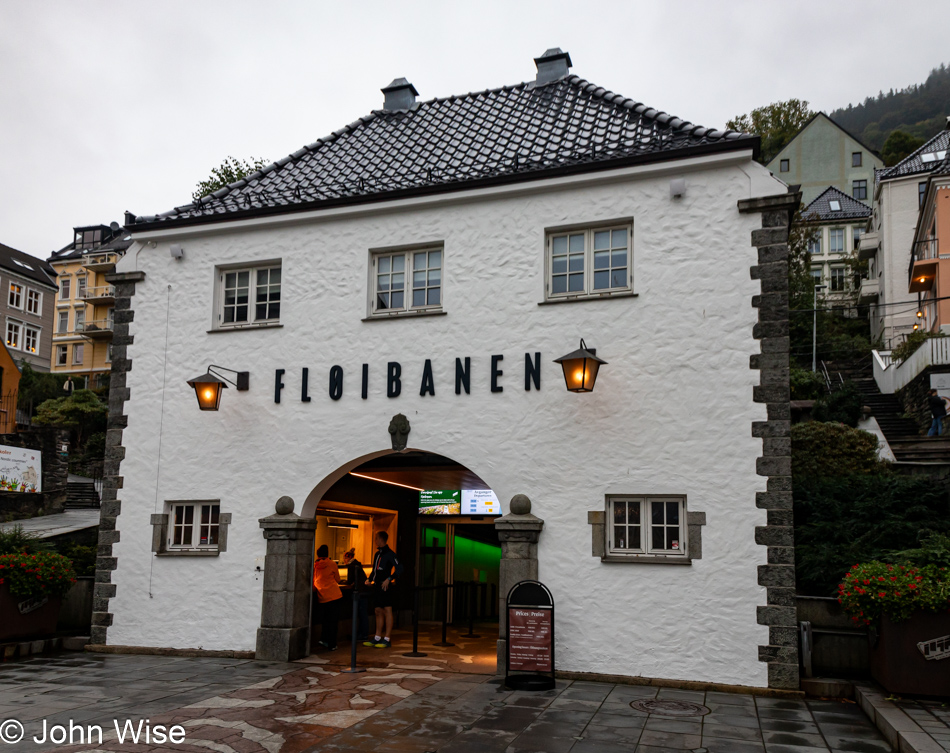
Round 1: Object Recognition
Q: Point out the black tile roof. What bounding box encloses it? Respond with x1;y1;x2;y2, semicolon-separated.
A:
48;229;133;264
877;128;950;181
804;186;871;222
0;242;58;288
130;73;756;229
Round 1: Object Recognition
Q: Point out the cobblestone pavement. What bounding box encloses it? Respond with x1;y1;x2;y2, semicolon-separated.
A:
0;653;894;753
894;697;950;751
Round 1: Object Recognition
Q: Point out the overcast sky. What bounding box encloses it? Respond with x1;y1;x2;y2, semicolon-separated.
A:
1;0;947;259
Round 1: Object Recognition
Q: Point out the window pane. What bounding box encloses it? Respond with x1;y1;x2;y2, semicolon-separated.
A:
666;501;679;525
392;273;404;290
552;236;567;254
552;276;567;294
593;231;610;250
569;255;584;272
594;250;610;270
378;275;390;292
256;303;267;320
414;252;426;270
629;503;640;525
392;291;404;308
257;269;269;285
427;269;440;285
612;229;627;248
652;526;664;550
270;268;280;284
629;526;641;550
652;502;664;525
569;234;584;253
236;305;248;321
614;526;626;549
613;501;626;524
377;293;389;309
237;271;249;287
378;256;390;273
667;529;679;550
427;288;440;306
552;258;567;274
429;251;441;267
594;270;610;290
413;289;425;307
611;269;627;288
612;250;627;268
568;273;584;292
392;255;405;272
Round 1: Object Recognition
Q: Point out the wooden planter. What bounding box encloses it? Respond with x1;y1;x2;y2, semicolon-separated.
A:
869;610;950;697
0;582;62;642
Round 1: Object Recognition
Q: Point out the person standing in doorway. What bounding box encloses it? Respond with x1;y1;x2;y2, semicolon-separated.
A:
313;544;343;650
364;531;402;649
927;389;947;437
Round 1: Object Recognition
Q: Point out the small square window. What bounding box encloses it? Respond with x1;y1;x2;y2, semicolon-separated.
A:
779;159;790;173
372;247;443;315
169;502;220;549
607;496;686;557
852;180;867;201
852;152;862;167
217;263;281;327
829;200;841;212
546;224;631;300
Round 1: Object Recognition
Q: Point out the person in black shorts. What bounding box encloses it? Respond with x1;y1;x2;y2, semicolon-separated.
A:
363;531;402;649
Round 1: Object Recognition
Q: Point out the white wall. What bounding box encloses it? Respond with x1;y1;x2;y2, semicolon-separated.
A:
107;157;784;688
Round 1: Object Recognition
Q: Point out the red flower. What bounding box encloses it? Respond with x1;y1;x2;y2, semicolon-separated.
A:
878;592;886;598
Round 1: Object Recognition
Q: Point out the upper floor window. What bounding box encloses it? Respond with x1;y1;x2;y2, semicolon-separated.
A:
373;247;442;315
608;496;687;558
919;182;928;208
59;278;71;300
56;345;67;366
75;229;102;250
57;311;69;334
829;228;845;255
808;235;821;256
853;227;864;250
23;326;39;354
26;289;41;315
72;343;84;365
546;225;631;300
779;159;789;173
8;283;22;310
5;321;20;349
852;180;867;201
810;266;823;284
830;267;846;292
77;277;87;300
852;152;862;167
216;263;281;328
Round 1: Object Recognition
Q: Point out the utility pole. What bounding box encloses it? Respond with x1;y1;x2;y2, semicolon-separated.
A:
813;283;827;372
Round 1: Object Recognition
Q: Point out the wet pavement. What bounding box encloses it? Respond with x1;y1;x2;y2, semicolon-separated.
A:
0;650;894;753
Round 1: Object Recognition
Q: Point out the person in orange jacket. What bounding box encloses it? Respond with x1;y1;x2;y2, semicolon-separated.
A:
313;544;343;650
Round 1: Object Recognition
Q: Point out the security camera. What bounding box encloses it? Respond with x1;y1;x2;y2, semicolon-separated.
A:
170;244;184;260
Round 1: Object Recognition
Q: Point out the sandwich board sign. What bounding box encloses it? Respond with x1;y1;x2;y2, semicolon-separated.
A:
505;580;555;690
0;444;41;493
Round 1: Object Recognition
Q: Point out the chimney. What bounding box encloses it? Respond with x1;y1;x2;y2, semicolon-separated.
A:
534;48;573;85
381;78;418;112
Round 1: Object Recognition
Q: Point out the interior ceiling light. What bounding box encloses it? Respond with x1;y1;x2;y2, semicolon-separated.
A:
348;472;424;492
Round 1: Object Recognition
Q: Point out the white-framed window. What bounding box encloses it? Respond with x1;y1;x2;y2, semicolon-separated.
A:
23;326;39;354
26;289;41;315
5;320;20;349
372;247;443;314
811;266;823;285
780;159;789;173
56;345;68;366
77;276;87;300
105;343;112;363
72;343;84;365
74;309;85;332
59;278;71;300
217;263;281;327
828;228;844;255
608;496;687;558
57;310;69;334
807;234;821;256
830;267;846;292
852;227;864;250
8;282;22;310
546;224;631;299
168;502;220;549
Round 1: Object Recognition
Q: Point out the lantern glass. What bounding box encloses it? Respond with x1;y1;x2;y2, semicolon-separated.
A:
186;372;228;411
554;340;607;393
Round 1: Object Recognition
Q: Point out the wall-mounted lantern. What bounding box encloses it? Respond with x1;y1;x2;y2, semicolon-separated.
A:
554;339;607;393
186;365;249;411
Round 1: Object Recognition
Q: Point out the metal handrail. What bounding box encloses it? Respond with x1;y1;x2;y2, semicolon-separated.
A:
78;285;115;299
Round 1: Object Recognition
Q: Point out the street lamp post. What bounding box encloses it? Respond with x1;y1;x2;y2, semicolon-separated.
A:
813;284;827;373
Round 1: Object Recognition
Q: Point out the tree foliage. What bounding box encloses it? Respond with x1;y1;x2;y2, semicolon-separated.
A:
193;156;268;202
830;63;950;152
727;99;813;164
881;130;925;166
16;363;68;414
811;381;863;427
32;389;107;447
791;422;884;478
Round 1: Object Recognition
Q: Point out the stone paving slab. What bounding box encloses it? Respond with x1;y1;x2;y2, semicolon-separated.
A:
855;682;950;753
0;653;895;753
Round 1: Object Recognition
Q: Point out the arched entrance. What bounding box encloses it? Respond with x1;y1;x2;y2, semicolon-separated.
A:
305;448;502;671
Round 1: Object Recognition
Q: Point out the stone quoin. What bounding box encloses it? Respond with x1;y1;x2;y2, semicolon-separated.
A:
92;49;799;690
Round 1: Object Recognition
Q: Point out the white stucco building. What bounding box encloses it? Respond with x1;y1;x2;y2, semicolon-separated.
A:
93;50;799;692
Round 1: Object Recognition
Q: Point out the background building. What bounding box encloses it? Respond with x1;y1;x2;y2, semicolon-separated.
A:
909;154;950;332
0;242;57;373
47;224;131;388
862;121;950;347
768;113;883;205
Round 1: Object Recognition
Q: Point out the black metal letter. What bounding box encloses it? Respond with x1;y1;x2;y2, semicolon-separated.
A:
491;355;504;393
387;362;402;398
329;365;343;401
274;369;285;404
301;367;311;402
525;352;541;391
420;359;435;397
361;363;369;400
455;357;470;395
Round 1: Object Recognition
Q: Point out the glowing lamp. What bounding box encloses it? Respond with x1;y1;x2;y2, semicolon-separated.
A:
186;365;249;411
554;339;607;393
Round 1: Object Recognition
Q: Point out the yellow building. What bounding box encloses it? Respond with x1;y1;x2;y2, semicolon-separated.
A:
47;224;131;388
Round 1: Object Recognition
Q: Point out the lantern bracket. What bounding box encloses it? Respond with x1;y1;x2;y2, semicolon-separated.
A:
207;364;249;391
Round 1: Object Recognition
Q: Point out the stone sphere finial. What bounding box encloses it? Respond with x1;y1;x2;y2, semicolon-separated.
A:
275;496;295;515
509;494;531;515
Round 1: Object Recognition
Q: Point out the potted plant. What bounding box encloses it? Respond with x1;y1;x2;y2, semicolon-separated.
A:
839;560;950;696
0;551;77;641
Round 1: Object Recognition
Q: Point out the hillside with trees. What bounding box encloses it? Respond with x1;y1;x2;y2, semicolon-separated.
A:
830;63;950;154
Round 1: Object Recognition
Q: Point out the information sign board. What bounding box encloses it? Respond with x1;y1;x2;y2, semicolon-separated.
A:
505;580;555;690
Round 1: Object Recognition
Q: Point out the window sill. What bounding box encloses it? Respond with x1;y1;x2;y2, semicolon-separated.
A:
539;291;638;306
362;310;447;322
207;323;283;334
156;550;220;557
601;554;692;565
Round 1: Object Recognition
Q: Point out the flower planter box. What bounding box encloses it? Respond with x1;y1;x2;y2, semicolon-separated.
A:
869;610;950;697
0;582;62;642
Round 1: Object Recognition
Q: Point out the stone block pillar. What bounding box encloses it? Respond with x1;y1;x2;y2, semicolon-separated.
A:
494;493;543;673
256;496;316;662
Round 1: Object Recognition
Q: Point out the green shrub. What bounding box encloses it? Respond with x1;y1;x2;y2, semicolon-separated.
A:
888;531;950;568
891;330;945;364
790;368;826;400
791;422;884;477
56;542;96;577
811;381;863;427
0;525;49;555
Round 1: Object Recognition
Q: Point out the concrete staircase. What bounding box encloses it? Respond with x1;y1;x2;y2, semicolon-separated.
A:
65;478;100;509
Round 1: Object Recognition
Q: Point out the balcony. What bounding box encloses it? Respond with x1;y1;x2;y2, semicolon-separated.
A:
857;230;879;261
909;238;939;293
858;276;880;303
81;251;119;272
79;285;115;305
77;319;113;340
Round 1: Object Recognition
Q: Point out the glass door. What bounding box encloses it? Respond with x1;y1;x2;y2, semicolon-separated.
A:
418;523;449;621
